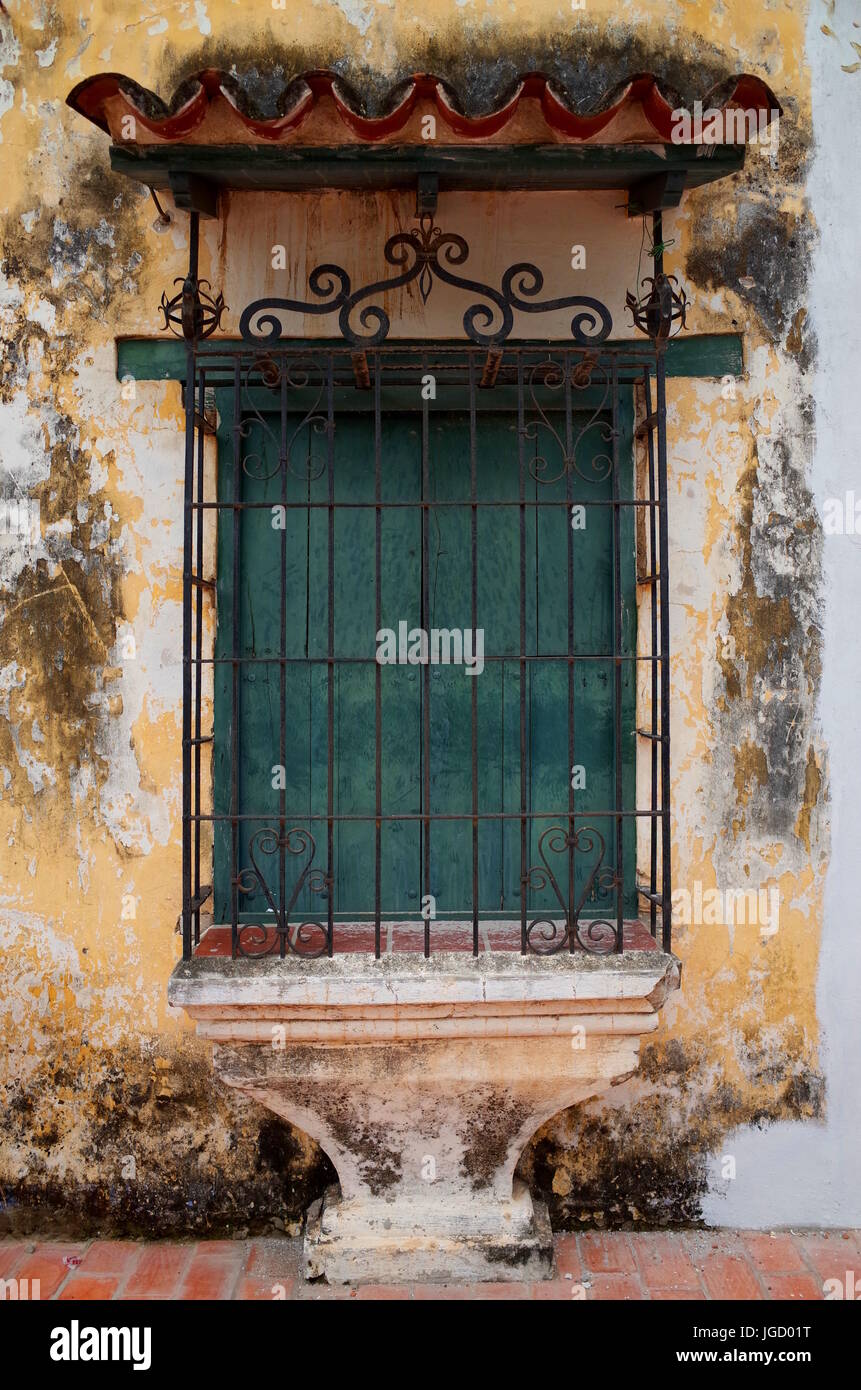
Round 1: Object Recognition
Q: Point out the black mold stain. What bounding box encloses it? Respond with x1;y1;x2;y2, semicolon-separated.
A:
0;492;125;802
686;200;815;354
256;1116;304;1174
1;160;145;383
323;1103;403;1197
483;1243;540;1268
153;21;763;121
0;147;148;800
327;1118;402;1196
714;429;823;845
0;1041;334;1239
277;1077;403;1198
518;1036;824;1231
458;1087;532;1192
675;49;824;856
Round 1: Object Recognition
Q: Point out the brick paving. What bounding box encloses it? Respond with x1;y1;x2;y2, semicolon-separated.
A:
2;1229;859;1299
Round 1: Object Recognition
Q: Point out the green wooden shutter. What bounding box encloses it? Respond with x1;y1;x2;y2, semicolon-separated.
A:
213;384;635;928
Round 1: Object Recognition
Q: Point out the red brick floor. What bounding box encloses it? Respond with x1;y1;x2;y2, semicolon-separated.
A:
2;1229;859;1299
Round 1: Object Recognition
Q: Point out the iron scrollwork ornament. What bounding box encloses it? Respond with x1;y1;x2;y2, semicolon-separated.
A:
235;826;331;958
523;356;615;486
625;273;687;344
522;824;619;955
160;273;227;341
239;213;613;349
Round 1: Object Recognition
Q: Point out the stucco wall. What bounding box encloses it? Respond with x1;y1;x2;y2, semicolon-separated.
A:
0;0;850;1235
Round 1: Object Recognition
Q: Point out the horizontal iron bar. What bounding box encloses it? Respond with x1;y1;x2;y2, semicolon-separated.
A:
186;498;661;511
192;340;652;361
187;653;655;664
637;886;667;906
193;410;217;436
182;373;651;396
228;913;636;923
191;810;668;822
635;412;659;438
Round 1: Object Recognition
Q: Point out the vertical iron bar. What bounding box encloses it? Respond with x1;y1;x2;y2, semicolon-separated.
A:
653;211;672;953
230;357;241;957
422;357;431;958
279;368;288;957
652;210;663;269
181;212;201;962
644;366;659;940
374;353;382;959
181;352;196;961
611;356;624;952
656;349;672;954
193;367;205;947
469;353;479;956
564;352;576;952
518;353;528;954
187;212;199;295
327;353;335;958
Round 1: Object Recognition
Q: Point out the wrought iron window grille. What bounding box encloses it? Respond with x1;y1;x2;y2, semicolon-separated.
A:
171;205;676;962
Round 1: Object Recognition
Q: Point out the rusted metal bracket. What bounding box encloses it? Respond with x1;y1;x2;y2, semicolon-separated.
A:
479;349;503;388
416;171;438;219
168;170;219;219
350;351;371;389
627;170;686;218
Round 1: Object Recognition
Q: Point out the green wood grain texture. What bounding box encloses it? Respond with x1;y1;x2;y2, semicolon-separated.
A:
213;392;636;926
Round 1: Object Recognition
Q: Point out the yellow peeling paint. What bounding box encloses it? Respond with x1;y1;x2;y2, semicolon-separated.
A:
0;0;828;1225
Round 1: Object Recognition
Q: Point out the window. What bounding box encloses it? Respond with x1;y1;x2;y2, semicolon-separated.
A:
184;344;669;958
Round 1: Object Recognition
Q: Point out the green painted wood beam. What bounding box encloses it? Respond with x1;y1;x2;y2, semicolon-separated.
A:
110;141;744;197
116;333;744;384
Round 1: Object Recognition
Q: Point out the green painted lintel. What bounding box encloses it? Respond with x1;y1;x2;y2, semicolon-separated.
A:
110;142;744;196
116;333;744;384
